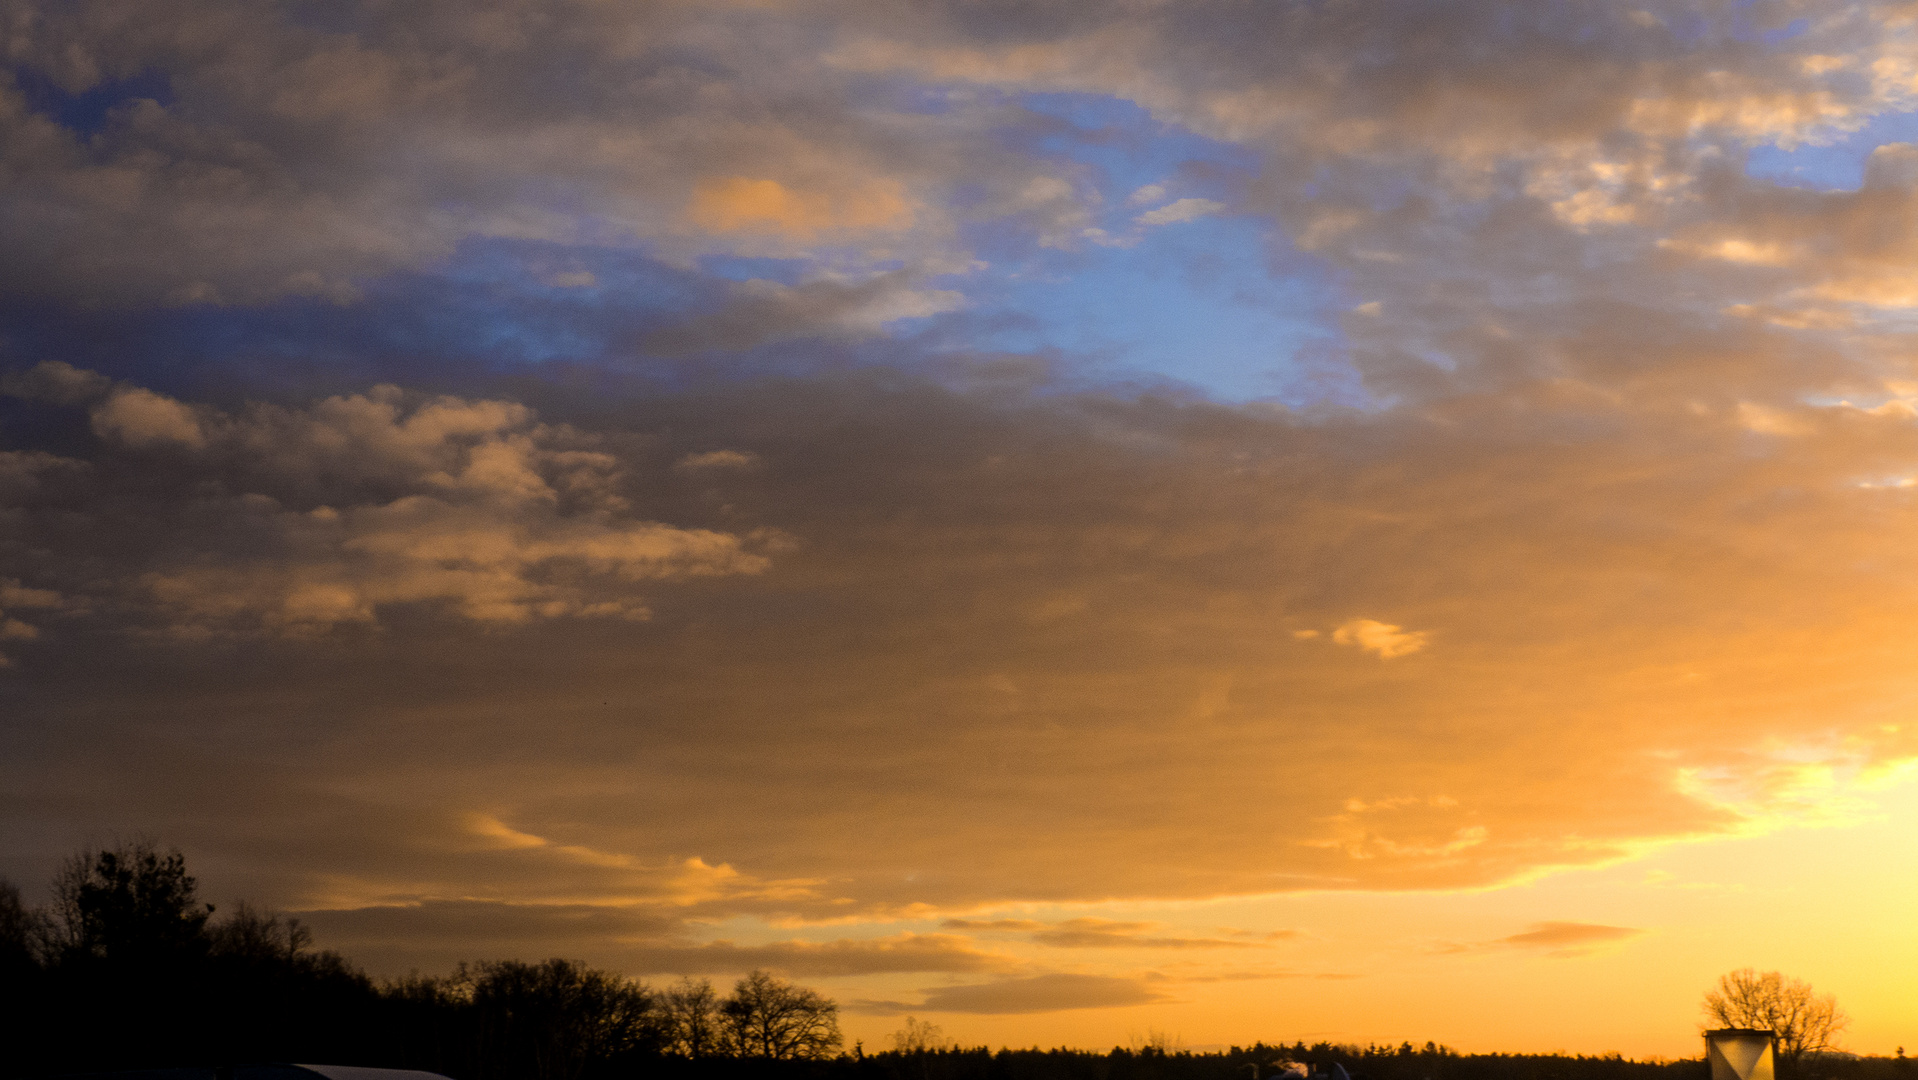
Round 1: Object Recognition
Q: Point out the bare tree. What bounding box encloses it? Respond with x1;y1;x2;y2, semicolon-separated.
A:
720;969;842;1059
209;901;313;961
1704;969;1849;1067
663;976;723;1058
892;1016;953;1080
1128;1029;1182;1055
891;1016;953;1054
469;958;663;1080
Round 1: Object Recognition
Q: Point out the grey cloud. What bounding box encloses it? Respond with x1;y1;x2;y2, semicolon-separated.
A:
0;360;113;405
614;934;1016;978
823;0;1918;407
299;902;1009;978
302;900;683;954
4;1;1910;417
0;0;1063;306
838;0;1871;161
0;366;771;633
640;274;964;357
894;973;1170;1015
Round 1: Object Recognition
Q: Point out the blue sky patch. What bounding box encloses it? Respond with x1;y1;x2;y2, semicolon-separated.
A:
9;66;173;136
1746;110;1918;191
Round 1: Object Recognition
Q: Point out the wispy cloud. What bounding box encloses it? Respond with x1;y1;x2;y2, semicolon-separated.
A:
858;974;1171;1015
1436;922;1647;959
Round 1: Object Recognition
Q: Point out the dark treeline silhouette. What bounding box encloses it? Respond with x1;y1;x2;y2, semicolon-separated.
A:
839;1044;1912;1080
0;842;837;1079
2;844;1910;1080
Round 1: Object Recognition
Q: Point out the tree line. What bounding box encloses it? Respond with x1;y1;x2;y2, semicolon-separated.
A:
0;841;839;1079
2;843;1907;1080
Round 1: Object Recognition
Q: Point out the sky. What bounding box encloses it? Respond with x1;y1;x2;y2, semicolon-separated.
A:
3;0;1918;1059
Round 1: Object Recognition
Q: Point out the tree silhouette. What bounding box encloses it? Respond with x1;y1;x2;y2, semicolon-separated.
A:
663;975;724;1058
893;1016;954;1054
48;840;211;966
1704;969;1849;1068
0;878;35;970
466;958;664;1080
720;969;842;1060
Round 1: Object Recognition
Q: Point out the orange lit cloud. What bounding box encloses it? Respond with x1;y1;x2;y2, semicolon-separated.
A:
687;176;915;240
1329;619;1430;659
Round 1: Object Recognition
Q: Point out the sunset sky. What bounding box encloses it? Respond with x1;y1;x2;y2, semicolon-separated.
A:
5;0;1918;1058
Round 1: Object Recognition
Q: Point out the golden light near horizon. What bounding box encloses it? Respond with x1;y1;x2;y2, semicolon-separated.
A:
3;0;1918;1062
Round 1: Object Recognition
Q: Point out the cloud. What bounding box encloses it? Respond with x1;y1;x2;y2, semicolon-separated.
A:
300;898;1011;978
940;917;1257;948
1028;918;1256;950
942;919;1048;932
677;450;761;471
0;360;112;405
1;366;772;634
686;177;916;240
1330;619;1429;659
0;576;72;667
620;934;1016;977
0;1;1088;305
8;357;1918;930
1134;198;1224;227
1433;921;1646;959
91;387;208;449
640;274;964;356
1497;921;1645;952
874;974;1171;1015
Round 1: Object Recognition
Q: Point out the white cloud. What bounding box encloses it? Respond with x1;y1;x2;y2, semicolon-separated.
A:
1134;198;1225;227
